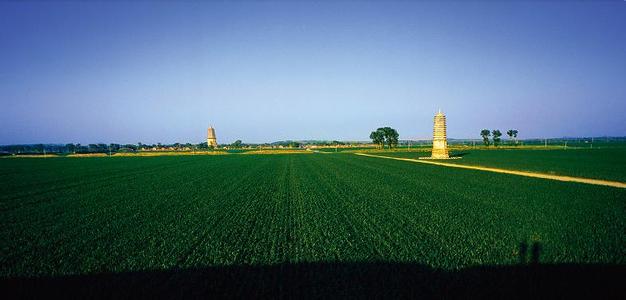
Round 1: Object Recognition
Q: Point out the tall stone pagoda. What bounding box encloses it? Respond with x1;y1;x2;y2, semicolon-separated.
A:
430;109;449;159
207;126;218;148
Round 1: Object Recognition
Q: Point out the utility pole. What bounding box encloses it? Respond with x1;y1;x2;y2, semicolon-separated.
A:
544;138;547;148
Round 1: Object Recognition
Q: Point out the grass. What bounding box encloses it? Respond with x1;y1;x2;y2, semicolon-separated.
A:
380;148;626;182
1;154;624;296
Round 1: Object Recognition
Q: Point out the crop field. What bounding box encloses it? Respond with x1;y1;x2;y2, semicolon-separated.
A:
383;147;626;182
1;153;624;297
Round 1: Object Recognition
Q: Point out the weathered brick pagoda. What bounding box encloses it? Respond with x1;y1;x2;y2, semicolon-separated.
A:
431;110;449;159
421;110;457;160
207;126;218;147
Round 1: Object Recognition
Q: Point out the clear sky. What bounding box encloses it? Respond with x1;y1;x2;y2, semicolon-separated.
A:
1;1;625;145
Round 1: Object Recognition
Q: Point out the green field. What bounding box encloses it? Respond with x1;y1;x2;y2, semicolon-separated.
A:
1;153;624;297
382;148;626;182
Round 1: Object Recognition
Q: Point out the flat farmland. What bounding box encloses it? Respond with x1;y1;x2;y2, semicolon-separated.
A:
1;154;624;297
384;148;626;182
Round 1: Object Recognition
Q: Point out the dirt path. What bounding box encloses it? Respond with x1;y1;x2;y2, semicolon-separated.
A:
354;153;626;189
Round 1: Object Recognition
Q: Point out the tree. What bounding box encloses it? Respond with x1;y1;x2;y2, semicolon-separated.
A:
371;127;399;149
382;127;399;149
196;142;208;150
370;129;385;149
492;130;502;147
507;129;519;145
480;129;491;146
506;130;519;145
123;144;137;151
231;140;243;148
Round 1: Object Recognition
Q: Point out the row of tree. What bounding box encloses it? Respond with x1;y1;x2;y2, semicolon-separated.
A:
0;142;214;154
369;127;399;149
480;129;519;146
368;127;519;149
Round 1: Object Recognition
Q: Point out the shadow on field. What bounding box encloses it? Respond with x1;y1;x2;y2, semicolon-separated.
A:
519;241;542;265
450;152;469;158
2;261;624;299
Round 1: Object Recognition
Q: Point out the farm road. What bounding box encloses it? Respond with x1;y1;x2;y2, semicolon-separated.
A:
355;153;626;189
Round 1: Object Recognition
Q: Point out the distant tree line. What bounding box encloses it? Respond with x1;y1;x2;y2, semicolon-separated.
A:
270;140;302;148
0;142;212;155
480;129;518;146
0;140;331;155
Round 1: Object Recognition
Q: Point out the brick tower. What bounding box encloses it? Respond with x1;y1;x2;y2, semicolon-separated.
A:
207;126;218;148
431;110;449;159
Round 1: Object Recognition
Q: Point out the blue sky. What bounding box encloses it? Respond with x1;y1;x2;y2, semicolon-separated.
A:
1;1;625;144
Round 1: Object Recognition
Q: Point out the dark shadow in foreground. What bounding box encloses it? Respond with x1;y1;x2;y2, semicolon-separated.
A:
2;262;624;299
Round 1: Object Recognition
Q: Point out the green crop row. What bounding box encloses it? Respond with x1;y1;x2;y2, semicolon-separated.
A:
380;148;626;182
1;154;624;279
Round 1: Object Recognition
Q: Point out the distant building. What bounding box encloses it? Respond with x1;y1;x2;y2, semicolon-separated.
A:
431;110;450;159
207;126;218;147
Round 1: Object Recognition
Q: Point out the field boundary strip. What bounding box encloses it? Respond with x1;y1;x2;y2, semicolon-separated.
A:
354;153;626;189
